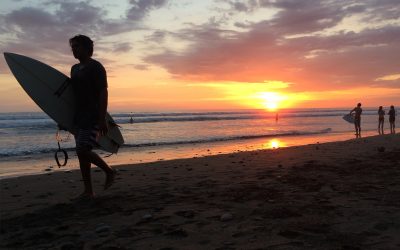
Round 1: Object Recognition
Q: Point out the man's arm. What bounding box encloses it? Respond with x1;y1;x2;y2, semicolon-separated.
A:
98;87;108;135
95;62;108;136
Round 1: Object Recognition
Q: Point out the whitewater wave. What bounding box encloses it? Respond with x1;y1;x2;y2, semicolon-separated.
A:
0;128;332;157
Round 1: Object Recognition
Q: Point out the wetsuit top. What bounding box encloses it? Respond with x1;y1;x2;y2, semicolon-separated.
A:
388;109;396;122
70;59;108;128
378;109;385;120
353;107;362;121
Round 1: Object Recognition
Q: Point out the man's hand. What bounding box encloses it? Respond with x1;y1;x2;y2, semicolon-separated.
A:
58;124;68;131
98;119;108;136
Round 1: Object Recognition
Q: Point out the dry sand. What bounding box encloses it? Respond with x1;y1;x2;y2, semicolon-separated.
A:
1;134;400;250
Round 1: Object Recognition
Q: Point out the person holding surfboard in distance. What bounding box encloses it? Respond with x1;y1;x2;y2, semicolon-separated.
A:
350;103;362;138
69;34;115;199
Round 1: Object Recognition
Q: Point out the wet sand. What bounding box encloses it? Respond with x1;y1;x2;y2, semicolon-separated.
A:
1;133;400;249
0;130;376;179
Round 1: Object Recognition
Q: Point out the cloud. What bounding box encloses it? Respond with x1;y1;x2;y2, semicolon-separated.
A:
228;1;255;12
113;42;133;53
144;0;400;91
133;64;150;70
145;30;168;44
127;0;168;21
0;0;169;74
376;74;400;81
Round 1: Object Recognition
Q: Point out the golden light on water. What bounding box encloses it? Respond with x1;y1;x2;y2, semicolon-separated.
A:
262;139;286;149
270;139;280;149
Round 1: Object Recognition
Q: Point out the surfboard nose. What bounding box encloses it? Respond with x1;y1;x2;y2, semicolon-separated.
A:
4;52;13;58
4;52;11;60
4;52;23;60
4;52;20;63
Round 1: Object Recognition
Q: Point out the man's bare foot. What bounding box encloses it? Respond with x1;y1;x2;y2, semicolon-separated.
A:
71;192;95;201
104;169;116;190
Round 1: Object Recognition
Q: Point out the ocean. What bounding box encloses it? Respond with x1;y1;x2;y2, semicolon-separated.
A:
0;108;390;178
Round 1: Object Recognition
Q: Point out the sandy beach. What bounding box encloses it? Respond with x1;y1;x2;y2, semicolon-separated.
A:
1;134;400;249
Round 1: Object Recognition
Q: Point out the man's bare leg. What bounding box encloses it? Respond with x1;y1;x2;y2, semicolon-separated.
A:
77;149;95;198
87;151;116;190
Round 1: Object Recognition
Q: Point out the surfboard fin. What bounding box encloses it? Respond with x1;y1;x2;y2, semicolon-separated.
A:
108;120;121;128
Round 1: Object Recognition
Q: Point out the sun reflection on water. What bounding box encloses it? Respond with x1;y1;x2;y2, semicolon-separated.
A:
262;139;286;149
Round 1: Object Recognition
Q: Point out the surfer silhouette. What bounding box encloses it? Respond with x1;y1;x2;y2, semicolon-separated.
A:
378;106;385;134
69;35;115;199
388;105;396;134
350;103;362;138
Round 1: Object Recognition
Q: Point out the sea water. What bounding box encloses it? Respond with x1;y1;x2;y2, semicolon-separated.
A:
0;108;390;177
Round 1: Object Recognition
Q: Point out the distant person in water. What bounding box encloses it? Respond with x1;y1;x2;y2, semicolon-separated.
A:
388;105;396;134
69;34;115;199
378;106;385;134
350;103;362;138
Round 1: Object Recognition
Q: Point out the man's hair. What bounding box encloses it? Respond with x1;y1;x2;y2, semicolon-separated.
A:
69;35;94;56
357;103;361;107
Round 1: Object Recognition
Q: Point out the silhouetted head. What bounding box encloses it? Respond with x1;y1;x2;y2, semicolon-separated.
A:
69;35;94;58
357;103;361;107
391;105;394;109
379;106;383;110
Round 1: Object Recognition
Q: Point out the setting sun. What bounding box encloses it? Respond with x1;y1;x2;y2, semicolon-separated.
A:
258;92;285;111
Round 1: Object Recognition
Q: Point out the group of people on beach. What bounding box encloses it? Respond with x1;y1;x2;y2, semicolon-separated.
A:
350;103;396;138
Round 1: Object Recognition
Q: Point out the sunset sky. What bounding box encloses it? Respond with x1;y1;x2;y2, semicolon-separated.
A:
0;0;399;112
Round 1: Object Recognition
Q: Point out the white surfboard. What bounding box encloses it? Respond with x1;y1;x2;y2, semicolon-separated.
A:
4;52;124;153
342;114;355;124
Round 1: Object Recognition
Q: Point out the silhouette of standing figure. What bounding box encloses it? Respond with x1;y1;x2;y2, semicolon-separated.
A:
350;103;362;138
378;106;385;134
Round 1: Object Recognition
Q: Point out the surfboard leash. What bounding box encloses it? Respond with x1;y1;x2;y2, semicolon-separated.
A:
55;130;69;167
55;141;68;167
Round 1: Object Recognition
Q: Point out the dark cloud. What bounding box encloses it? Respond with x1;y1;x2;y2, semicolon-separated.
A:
127;0;168;21
6;7;57;27
133;64;150;70
234;21;252;29
230;1;251;12
0;0;169;74
144;0;400;90
145;30;168;44
226;0;261;13
113;42;133;53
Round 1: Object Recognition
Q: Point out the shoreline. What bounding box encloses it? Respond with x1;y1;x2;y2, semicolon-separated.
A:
0;130;377;179
1;133;400;249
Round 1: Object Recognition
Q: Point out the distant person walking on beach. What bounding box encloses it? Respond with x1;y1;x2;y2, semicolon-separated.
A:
378;106;385;134
350;103;362;138
388;105;396;134
69;35;115;199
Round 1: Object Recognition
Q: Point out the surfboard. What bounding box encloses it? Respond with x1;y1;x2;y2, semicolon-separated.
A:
342;114;355;124
3;52;124;153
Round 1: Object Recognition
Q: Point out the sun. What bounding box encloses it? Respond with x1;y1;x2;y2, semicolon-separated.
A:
266;102;278;110
258;92;283;111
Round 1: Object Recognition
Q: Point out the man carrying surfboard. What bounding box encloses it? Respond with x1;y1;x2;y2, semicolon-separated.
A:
69;35;115;199
350;103;362;138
